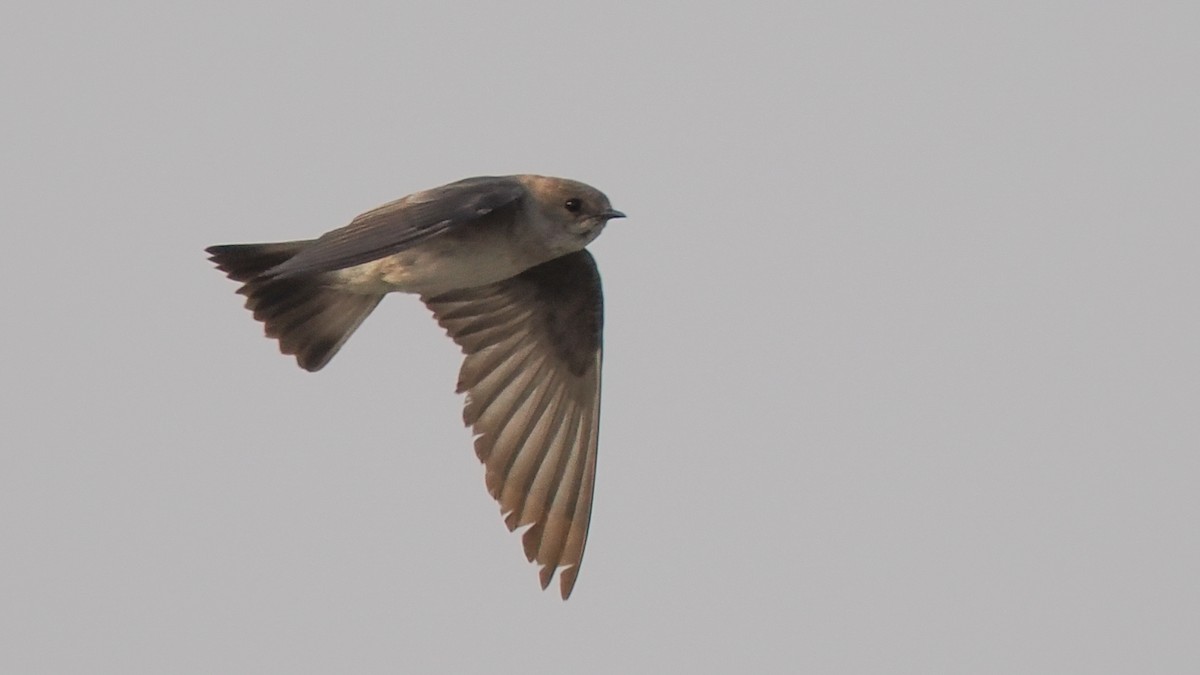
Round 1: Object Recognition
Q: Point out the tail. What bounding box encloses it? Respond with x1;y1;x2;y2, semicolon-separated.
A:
206;240;384;372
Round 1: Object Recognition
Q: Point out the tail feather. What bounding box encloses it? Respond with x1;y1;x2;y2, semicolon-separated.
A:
207;241;312;281
206;242;384;371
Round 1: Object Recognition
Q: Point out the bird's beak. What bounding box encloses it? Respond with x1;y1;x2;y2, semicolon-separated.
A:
600;209;626;220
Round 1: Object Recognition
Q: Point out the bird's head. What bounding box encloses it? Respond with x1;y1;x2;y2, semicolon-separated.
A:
524;176;625;251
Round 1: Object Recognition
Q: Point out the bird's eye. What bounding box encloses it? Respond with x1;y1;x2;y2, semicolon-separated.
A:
564;198;582;213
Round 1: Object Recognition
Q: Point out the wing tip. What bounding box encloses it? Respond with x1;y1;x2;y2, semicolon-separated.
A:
559;565;580;600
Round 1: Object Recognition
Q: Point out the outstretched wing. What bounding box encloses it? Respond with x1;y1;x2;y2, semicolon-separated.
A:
267;176;525;278
423;250;604;599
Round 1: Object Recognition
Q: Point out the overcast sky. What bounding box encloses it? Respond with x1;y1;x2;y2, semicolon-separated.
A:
3;2;1198;673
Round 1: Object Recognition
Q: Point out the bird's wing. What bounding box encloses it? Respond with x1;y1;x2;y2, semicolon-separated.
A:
266;176;525;277
423;250;604;599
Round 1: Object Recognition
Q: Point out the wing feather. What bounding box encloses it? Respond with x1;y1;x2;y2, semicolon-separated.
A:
267;176;525;277
423;250;603;599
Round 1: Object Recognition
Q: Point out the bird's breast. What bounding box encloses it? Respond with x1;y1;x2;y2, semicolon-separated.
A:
330;232;543;296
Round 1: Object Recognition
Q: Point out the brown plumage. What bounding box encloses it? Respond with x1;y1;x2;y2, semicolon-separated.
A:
206;175;623;598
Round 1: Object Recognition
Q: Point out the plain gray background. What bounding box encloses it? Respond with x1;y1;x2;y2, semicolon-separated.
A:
3;2;1197;673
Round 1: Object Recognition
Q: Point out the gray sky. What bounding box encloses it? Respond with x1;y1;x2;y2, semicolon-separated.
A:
3;2;1198;673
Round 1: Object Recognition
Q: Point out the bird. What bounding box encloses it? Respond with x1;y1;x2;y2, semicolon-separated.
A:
205;174;624;599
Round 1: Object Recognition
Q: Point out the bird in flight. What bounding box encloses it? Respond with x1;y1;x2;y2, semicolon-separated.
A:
206;174;625;599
